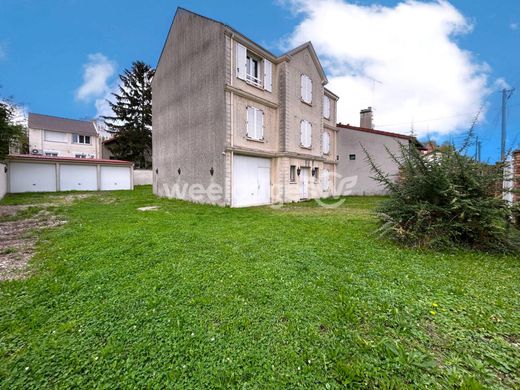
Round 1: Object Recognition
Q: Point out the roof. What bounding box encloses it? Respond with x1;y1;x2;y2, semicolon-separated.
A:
337;123;425;149
156;8;331;86
28;113;97;137
7;154;132;166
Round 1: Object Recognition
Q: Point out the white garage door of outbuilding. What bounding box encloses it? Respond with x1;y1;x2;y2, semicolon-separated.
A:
9;162;57;193
60;164;98;191
100;166;132;190
232;155;271;207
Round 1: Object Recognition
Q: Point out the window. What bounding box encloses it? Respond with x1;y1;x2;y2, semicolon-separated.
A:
322;132;330;155
236;43;272;92
300;120;312;148
246;55;260;86
73;134;91;144
75;154;87;158
349;154;356;160
323;96;331;119
300;74;313;104
44;130;67;143
322;169;330;191
290;165;296;183
246;107;264;141
44;151;58;157
314;167;319;183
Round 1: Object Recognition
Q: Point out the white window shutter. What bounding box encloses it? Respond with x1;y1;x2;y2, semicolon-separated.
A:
256;109;264;139
323;96;330;119
322;169;329;190
236;43;247;80
323;132;330;154
307;77;313;104
263;59;272;92
307;122;312;148
300;121;305;146
246;107;254;137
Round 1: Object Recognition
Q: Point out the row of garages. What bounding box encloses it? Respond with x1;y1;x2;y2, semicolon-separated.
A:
5;155;133;193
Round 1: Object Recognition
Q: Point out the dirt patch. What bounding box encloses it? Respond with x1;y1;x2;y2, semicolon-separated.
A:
0;209;66;281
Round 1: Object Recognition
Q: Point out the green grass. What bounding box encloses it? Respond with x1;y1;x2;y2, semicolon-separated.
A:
0;186;519;388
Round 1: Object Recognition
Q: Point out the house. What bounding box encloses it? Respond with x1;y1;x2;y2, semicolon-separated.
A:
152;8;339;207
336;108;424;196
513;150;520;203
28;113;101;159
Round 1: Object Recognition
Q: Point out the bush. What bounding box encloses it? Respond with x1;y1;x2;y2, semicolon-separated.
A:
366;142;520;253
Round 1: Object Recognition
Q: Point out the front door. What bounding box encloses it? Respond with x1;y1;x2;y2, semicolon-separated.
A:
300;167;309;199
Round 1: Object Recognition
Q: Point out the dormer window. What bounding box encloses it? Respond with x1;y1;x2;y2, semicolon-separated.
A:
236;42;272;92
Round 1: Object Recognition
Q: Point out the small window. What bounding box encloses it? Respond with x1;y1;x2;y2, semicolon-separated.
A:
75;154;87;158
323;96;331;119
300;74;312;104
290;165;296;183
73;134;91;144
314;167;319;183
246;55;260;85
246;106;264;141
349;154;356;160
44;152;58;157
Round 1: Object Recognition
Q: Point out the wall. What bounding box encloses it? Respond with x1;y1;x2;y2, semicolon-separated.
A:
29;128;100;158
152;9;227;205
0;163;6;200
336;128;407;195
133;169;153;185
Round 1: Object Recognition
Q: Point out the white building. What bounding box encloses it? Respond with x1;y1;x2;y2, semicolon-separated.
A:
28;113;101;159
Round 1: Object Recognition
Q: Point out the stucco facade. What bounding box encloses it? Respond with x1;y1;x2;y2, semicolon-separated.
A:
27;113;100;159
153;8;339;206
336;124;417;196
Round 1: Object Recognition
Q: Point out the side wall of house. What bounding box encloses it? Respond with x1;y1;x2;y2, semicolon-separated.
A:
152;10;227;204
337;129;407;195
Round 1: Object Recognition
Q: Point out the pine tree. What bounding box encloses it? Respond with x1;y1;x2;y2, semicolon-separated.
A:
103;61;155;168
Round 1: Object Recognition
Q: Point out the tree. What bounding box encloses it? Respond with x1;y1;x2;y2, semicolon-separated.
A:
0;99;28;160
103;61;155;168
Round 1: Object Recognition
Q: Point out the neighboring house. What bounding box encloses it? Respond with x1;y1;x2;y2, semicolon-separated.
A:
28;113;100;159
336;108;424;196
153;8;339;207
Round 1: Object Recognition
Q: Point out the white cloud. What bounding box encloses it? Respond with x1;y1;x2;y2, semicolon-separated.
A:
75;53;116;115
495;77;511;90
282;0;491;137
510;22;518;30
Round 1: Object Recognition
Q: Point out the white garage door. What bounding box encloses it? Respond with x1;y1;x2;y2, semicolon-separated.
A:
232;155;271;207
60;164;98;191
100;166;131;190
9;162;56;193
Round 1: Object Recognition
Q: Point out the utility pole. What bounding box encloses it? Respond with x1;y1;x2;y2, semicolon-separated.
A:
501;88;515;161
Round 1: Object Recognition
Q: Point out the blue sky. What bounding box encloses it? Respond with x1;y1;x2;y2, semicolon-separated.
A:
0;0;519;162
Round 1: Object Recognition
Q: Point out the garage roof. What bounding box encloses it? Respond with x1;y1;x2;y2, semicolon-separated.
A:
28;113;98;137
7;154;133;166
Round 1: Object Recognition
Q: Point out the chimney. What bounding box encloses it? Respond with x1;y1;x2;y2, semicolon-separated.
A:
360;107;373;129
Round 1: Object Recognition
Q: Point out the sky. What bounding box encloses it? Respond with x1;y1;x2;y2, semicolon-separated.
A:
0;0;519;162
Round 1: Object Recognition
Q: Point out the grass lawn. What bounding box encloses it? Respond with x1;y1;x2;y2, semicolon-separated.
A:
0;186;519;388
